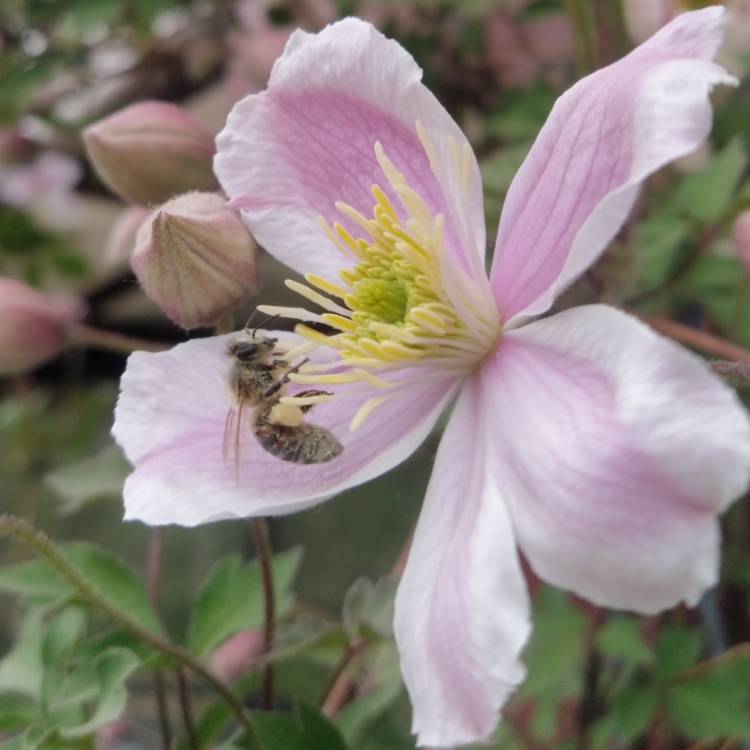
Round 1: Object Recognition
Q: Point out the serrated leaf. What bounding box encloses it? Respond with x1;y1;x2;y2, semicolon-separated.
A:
0;693;37;731
631;214;689;292
341;576;397;640
253;701;348;750
0;610;45;699
670;137;748;224
0;543;161;634
653;626;702;681
667;678;750;739
187;548;302;657
45;445;129;515
611;685;658;742
58;648;140;738
597;617;651;667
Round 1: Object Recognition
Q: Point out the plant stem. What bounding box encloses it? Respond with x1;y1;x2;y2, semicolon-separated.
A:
320;640;367;717
176;667;200;750
69;324;168;354
638;315;750;365
250;518;275;710
565;0;598;75
0;515;254;737
146;529;173;750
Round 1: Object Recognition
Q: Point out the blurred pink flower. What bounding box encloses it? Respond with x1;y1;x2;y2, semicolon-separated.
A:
0;277;85;374
0;150;81;229
113;10;750;747
209;628;264;683
625;0;750;73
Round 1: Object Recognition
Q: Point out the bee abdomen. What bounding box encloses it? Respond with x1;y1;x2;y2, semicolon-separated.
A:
254;420;343;464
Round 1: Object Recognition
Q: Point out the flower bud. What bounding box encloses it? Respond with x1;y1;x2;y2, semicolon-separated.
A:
105;206;150;267
0;278;85;375
83;101;218;206
209;629;264;683
732;210;750;275
132;191;259;329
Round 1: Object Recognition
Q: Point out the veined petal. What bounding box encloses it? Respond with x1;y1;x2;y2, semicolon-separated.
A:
490;7;736;325
479;305;750;613
112;334;456;526
394;379;531;747
214;18;486;284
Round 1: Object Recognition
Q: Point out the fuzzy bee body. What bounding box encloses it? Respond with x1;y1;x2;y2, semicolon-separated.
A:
224;328;343;468
254;404;344;464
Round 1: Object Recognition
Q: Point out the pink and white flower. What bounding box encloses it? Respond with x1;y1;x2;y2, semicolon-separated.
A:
113;8;750;747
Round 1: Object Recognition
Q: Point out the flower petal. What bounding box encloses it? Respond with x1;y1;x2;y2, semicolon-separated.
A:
214;18;486;283
394;379;531;748
479;305;750;613
112;334;456;526
490;7;736;324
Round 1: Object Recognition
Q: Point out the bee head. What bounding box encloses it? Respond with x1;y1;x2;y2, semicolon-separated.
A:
229;336;277;362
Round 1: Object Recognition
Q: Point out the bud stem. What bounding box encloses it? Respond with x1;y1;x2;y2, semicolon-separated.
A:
249;518;275;710
565;0;598;75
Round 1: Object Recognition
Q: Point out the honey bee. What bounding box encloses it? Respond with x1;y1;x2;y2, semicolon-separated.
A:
223;322;343;469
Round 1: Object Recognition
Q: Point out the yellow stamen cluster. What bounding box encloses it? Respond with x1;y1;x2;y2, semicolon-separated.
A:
259;138;500;429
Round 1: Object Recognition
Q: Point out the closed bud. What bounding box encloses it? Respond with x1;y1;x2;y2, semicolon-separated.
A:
83;101;218;206
132;191;259;329
0;278;85;375
732;210;750;275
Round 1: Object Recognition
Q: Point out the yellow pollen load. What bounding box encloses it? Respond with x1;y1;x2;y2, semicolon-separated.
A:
259;137;501;430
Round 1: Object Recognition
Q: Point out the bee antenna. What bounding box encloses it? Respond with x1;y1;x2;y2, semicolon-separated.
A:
244;311;280;337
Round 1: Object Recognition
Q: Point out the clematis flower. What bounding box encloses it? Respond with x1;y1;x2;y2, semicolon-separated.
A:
113;9;750;747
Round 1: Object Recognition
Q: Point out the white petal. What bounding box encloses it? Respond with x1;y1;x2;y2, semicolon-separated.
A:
112;333;456;526
395;379;531;747
478;305;750;613
215;18;486;284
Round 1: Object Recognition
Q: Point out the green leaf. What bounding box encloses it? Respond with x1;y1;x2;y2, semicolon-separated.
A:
597;617;651;668
653;626;702;681
341;576;397;640
58;648;140;738
670;137;749;224
45;445;130;515
0;693;37;731
0;543;162;634
667;650;750;740
0;610;45;699
187;548;302;657
253;701;348;750
668;678;750;739
611;685;658;743
631;215;689;292
517;588;587;739
41;607;87;717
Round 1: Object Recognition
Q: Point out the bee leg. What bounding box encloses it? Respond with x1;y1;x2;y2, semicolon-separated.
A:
293;389;334;413
262;358;310;399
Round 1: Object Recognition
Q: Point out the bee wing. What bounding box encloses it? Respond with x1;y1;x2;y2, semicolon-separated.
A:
222;400;250;479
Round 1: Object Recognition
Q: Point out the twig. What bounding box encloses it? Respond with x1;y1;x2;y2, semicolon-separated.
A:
69;323;169;355
709;360;750;388
146;529;172;750
0;515;254;737
320;640;368;717
176;667;200;750
250;518;275;710
638;315;750;365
